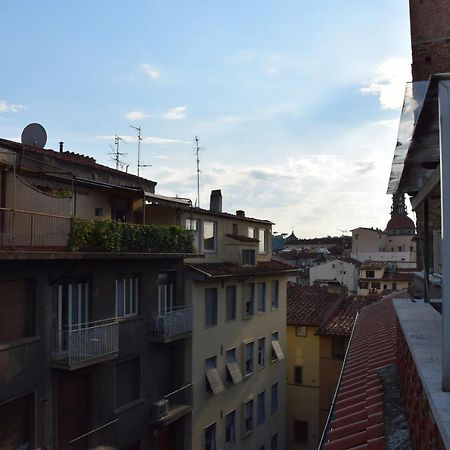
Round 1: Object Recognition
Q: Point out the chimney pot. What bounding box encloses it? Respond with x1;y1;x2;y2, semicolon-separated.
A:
210;189;222;212
59;141;64;153
236;210;245;217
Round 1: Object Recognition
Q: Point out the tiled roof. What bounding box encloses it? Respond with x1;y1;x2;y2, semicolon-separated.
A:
287;283;342;326
359;272;415;282
336;257;362;267
187;260;297;278
317;296;374;337
360;261;386;270
225;233;259;243
322;292;411;450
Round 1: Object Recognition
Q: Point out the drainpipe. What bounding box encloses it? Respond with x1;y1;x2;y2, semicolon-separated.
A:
423;199;430;302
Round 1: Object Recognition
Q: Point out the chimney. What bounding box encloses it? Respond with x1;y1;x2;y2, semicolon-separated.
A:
236;210;245;217
210;189;222;212
59;141;64;152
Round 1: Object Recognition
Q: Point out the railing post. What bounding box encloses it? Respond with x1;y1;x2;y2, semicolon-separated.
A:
30;212;34;248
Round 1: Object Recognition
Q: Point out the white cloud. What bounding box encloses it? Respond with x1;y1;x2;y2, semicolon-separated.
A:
125;111;151;121
96;135;189;145
0;100;25;113
162;106;187;120
359;57;411;109
140;63;160;79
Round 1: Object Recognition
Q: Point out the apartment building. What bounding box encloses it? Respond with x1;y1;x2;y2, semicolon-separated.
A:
0;137;194;450
146;190;294;450
309;258;360;292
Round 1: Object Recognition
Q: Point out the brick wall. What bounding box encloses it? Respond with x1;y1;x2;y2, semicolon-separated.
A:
396;321;446;449
409;0;450;80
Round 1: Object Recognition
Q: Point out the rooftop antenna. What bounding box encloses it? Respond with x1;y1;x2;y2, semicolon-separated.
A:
129;125;152;176
108;134;128;170
195;136;201;207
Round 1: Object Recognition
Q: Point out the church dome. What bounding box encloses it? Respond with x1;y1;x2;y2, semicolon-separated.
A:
386;214;415;232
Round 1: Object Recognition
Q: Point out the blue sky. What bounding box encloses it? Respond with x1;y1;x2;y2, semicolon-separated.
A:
1;1;412;236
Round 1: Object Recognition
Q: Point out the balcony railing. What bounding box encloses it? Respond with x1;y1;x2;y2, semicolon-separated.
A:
0;207;71;250
150;383;193;426
66;418;118;450
149;305;193;342
52;319;119;370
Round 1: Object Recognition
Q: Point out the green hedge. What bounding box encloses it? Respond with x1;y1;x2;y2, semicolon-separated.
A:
68;218;195;253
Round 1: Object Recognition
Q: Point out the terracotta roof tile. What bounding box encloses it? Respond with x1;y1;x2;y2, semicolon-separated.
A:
225;233;259;243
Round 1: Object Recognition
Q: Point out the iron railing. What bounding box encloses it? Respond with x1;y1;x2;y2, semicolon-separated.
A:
150;383;193;422
67;418;118;450
149;305;193;340
0;207;71;249
52;319;119;367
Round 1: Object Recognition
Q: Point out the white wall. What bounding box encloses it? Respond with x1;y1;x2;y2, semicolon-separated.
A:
309;260;358;292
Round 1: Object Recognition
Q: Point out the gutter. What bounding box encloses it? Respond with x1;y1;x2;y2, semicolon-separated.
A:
317;311;359;450
186;264;300;279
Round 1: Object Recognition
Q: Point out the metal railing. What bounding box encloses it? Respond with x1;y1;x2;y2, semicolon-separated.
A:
149;305;193;340
0;207;71;249
150;383;193;422
67;418;118;450
52;319;119;367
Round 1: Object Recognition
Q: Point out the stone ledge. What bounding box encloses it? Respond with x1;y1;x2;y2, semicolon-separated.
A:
394;299;450;448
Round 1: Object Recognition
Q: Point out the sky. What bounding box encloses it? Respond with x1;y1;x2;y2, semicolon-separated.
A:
0;1;413;237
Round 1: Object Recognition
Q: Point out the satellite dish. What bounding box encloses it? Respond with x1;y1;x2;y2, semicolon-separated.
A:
21;123;47;148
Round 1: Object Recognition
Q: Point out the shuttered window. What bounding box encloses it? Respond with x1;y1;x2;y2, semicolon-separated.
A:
0;280;34;345
271;332;285;362
225;348;243;384
205;356;224;395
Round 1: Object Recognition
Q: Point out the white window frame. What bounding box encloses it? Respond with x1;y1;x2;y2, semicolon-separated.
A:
243;398;254;436
295;326;307;337
244;341;254;376
158;272;174;315
271;280;279;309
244;283;255;318
58;281;89;332
225;410;236;446
271;331;285;362
186;218;200;251
203;220;217;253
259;228;267;254
115;275;139;318
257;337;265;368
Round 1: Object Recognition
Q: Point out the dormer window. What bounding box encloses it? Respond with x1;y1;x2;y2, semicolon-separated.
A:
248;227;255;238
259;229;267;254
242;249;256;266
203;220;217;253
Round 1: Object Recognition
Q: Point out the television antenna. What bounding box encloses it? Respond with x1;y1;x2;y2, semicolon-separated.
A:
108;134;128;170
129;125;152;176
194;136;201;207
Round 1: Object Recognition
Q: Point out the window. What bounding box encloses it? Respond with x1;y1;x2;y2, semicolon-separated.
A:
371;282;381;289
245;341;254;375
204;423;216;450
359;281;369;289
259;229;267;253
225;411;236;445
294;366;303;384
226;286;237;321
295;326;307;337
95;207;104;217
205;356;225;395
186;218;200;250
257;337;265;368
232;223;238;235
242;249;256;265
366;270;375;278
271;280;279;309
244;399;254;435
332;336;346;359
384;284;388;290
116;357;141;407
393;282;397;290
205;288;218;327
271;332;284;362
244;283;255;318
226;348;243;384
398;246;402;251
294;420;308;444
257;282;266;313
0;279;34;345
248;227;255;238
271;383;278;414
271;434;278;450
257;391;265;426
116;275;138;317
158;272;174;314
204;220;217;252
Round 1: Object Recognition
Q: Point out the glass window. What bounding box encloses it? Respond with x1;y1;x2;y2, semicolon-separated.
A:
116;357;141;407
332;336;346;359
271;383;278;414
225;411;236;444
257;337;265;368
257;282;266;313
271;280;279;309
371;282;381;289
244;283;255;318
204;423;216;450
248;227;255;238
259;229;267;253
245;341;254;375
205;288;218;327
116;275;139;317
294;420;308;444
366;270;375;278
295;326;307;337
244;399;254;434
205;356;224;395
158;272;174;315
186;218;200;250
271;434;278;450
257;391;265;426
226;286;237;321
271;332;284;362
294;366;303;384
242;249;256;265
204;221;217;252
359;281;369;289
226;348;243;384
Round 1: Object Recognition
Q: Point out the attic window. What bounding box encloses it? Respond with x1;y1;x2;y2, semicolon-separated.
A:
295;326;307;337
242;249;256;266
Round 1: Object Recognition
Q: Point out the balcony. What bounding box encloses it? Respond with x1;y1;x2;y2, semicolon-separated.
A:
149;305;193;343
65;418;118;450
149;383;193;426
0;207;71;250
52;319;119;370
